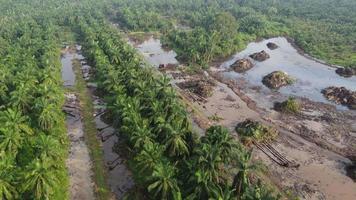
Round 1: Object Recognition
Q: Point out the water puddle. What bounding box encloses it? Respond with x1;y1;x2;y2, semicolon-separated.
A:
129;36;178;67
61;47;82;87
219;37;356;109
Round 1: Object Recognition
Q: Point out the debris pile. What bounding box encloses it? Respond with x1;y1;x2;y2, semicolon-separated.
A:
230;58;254;73
249;50;270;61
177;77;215;99
335;67;356;78
322;86;356;109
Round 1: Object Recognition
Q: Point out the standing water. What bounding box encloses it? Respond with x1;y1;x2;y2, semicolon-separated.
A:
129;36;179;67
220;37;356;109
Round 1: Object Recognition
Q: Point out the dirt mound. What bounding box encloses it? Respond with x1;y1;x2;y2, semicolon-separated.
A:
267;42;279;50
322;87;356;109
230;58;254;73
262;71;294;89
177;78;215;98
249;50;270;62
335;67;356;78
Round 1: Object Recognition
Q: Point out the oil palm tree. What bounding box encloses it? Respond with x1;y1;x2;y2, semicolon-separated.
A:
203;126;242;163
129;120;154;149
233;150;265;198
147;161;181;200
34;134;63;162
0;171;17;200
134;142;164;175
0;153;18;200
21;158;59;200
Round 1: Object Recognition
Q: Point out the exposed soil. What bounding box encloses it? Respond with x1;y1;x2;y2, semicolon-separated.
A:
176;76;216;99
167;66;356;200
64;93;95;200
129;34;356;200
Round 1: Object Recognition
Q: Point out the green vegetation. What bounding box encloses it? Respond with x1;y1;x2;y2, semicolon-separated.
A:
3;0;353;199
73;16;280;199
274;97;301;114
236;120;278;145
110;0;356;68
0;3;68;199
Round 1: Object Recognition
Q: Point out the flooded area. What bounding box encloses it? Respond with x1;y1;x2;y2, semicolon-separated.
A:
129;36;179;67
219;37;356;109
128;34;356;200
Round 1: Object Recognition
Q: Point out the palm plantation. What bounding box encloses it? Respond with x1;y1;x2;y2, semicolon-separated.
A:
0;0;284;199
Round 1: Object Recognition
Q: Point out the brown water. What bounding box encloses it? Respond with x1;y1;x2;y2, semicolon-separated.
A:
219;37;356;110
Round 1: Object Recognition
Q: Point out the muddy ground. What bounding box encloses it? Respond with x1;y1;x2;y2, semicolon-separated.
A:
162;65;356;200
126;33;356;200
64;93;95;200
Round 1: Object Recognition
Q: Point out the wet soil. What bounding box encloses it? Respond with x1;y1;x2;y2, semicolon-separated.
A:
128;35;356;200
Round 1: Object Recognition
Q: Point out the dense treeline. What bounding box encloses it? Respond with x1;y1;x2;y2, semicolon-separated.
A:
0;12;68;200
110;0;356;68
0;1;109;199
74;16;280;199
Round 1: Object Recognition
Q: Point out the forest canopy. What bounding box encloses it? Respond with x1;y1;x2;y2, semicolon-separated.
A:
110;0;356;68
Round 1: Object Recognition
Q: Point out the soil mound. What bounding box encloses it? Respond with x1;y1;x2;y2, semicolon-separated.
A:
230;58;254;73
262;71;294;89
177;78;215;98
249;50;270;61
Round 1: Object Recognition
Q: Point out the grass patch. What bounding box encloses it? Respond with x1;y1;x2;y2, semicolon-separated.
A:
274;97;301;114
72;59;112;200
208;113;223;122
